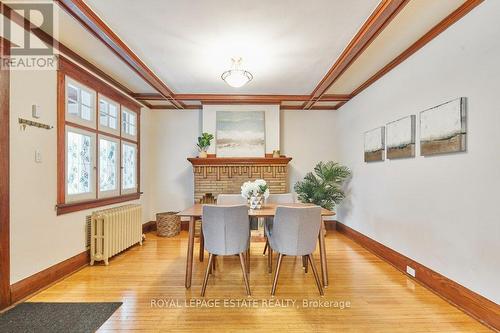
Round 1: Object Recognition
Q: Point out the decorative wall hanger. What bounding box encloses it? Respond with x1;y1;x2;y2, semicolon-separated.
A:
18;118;53;131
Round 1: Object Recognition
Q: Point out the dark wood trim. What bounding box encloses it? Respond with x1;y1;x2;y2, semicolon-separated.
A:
187;156;292;166
305;0;409;109
10;251;89;304
336;222;500;331
345;0;484;106
59;56;141;111
55;0;183;109
56;193;141;216
0;36;11;310
280;105;337;110
324;220;337;231
142;221;157;233
149;104;201;110
132;93;351;104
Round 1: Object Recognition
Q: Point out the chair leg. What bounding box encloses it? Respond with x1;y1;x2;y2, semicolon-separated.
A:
308;254;324;296
246;247;250;274
199;229;204;262
239;253;251;296
268;246;273;273
201;253;214;296
271;253;284;296
302;255;308;273
263;240;268;256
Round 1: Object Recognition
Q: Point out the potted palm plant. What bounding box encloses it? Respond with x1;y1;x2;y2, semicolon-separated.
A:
294;161;351;210
196;132;214;158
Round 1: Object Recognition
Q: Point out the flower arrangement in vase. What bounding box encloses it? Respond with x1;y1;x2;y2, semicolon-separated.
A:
241;179;270;209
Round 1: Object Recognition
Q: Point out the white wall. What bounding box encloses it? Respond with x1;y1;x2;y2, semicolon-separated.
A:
333;1;500;303
9;68;153;283
202;104;280;155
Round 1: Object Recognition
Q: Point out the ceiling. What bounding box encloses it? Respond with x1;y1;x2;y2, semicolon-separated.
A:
1;0;480;110
83;0;380;95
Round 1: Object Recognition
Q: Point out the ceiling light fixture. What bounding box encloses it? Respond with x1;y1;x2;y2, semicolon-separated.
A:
221;57;253;88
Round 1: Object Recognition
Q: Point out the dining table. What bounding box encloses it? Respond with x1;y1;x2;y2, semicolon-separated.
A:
177;203;335;289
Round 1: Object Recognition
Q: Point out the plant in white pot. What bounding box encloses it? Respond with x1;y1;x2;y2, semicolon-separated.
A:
241;179;270;209
196;132;214;158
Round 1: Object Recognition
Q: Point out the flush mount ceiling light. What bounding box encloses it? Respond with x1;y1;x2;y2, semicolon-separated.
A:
221;57;253;88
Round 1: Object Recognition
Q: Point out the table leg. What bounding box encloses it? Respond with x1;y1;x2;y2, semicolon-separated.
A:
185;216;196;289
318;218;329;287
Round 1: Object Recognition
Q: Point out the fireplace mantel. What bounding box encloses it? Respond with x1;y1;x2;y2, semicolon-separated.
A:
188;156;292;203
187;156;292;166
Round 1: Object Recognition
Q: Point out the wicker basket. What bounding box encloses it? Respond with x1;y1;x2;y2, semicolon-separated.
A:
156;212;181;237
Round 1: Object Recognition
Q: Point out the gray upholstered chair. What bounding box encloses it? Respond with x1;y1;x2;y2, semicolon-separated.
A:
217;194;247;205
263;193;295;272
265;206;324;296
200;205;251;296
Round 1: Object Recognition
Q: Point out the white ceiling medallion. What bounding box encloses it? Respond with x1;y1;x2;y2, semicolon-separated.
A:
221;57;253;88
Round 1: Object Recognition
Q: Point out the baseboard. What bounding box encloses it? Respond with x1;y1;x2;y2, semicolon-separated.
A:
10;250;89;304
335;222;500;331
142;220;157;233
324;220;336;231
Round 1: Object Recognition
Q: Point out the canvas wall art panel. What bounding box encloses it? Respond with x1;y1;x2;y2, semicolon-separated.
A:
386;115;416;159
216;111;265;157
364;126;385;162
420;98;466;156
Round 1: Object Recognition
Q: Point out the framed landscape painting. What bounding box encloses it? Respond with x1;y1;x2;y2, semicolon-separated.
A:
364;126;385;162
216;111;265;157
420;98;466;156
386;115;416;159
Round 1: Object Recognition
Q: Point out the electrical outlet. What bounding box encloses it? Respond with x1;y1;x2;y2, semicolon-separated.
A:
406;265;416;277
35;150;42;163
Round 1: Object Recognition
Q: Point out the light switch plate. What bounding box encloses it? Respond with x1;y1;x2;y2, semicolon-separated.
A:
35;150;42;163
32;104;40;119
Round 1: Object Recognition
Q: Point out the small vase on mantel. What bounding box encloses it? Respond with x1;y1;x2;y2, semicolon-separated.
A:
248;194;264;210
199;151;208;158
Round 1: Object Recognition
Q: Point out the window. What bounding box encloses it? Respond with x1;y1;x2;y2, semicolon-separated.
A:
57;57;140;215
122;142;137;194
122;108;136;139
65;128;96;202
66;78;96;128
99;136;120;198
99;96;119;134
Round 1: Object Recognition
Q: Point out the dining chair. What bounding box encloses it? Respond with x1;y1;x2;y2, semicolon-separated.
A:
216;194;247;205
201;205;251;296
265;206;324;296
263;193;295;272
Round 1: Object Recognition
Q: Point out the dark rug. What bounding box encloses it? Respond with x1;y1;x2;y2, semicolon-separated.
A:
0;302;122;333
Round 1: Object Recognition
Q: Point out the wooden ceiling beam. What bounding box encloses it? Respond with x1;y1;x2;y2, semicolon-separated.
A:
55;0;183;109
131;93;351;104
344;0;484;107
304;0;409;109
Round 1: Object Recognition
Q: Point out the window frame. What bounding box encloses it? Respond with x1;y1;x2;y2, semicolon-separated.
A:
121;141;138;195
65;126;97;203
121;107;137;140
98;94;120;136
98;134;121;199
57;56;141;215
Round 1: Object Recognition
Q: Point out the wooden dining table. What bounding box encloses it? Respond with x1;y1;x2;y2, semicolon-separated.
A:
177;203;335;289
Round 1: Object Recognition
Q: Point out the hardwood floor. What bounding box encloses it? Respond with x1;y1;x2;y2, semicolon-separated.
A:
28;231;492;332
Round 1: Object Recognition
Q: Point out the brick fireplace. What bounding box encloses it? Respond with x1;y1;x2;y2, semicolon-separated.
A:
188;156;292;203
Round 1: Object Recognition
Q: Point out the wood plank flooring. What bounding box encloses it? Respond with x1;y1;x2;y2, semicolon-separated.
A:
28;231;492;332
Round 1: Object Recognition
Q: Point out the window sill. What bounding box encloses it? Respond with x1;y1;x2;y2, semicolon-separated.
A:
56;193;141;215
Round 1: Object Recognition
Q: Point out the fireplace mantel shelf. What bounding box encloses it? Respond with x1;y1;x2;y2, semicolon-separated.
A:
187;156;292;166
